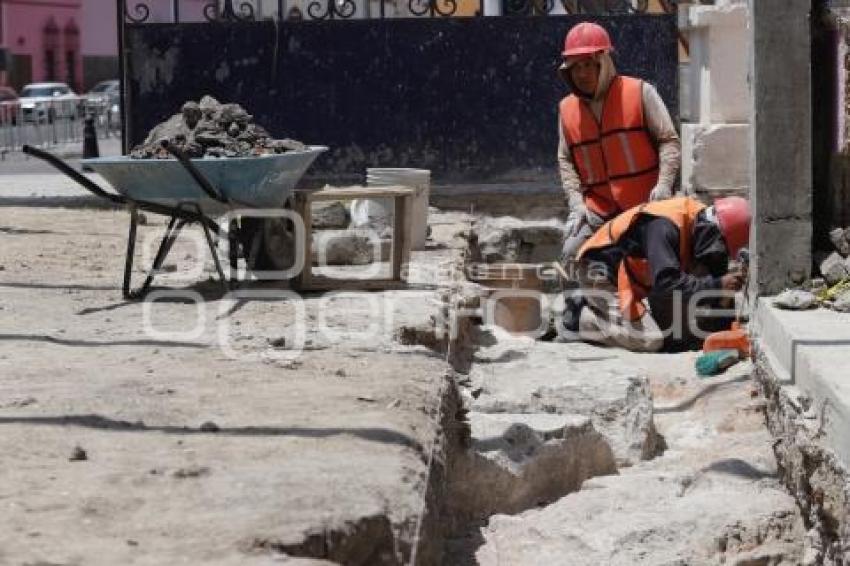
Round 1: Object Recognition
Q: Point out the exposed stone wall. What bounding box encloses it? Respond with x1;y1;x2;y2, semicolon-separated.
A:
755;354;850;565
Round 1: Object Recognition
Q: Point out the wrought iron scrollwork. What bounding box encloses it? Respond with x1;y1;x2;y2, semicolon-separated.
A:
306;0;357;20
503;0;553;16
560;0;649;14
409;0;459;17
204;0;256;22
124;1;151;23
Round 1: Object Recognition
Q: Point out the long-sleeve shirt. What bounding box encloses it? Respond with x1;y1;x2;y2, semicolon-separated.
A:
583;212;729;297
557;81;681;218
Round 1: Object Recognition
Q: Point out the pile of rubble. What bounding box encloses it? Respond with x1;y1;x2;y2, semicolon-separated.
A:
775;227;850;311
130;96;306;159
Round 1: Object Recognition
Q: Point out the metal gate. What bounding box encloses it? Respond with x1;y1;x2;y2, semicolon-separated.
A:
117;0;678;182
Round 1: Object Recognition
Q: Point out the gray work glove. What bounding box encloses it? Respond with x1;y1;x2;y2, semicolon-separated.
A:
649;184;673;201
564;205;586;238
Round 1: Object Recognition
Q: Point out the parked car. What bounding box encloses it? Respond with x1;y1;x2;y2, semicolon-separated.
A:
0;86;19;125
19;82;81;123
84;79;121;130
84;80;119;111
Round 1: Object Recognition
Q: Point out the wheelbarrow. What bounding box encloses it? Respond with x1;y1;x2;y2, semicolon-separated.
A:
22;142;327;298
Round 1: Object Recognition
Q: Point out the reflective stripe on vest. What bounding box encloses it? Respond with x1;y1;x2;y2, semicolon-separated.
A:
577;197;708;321
559;76;660;219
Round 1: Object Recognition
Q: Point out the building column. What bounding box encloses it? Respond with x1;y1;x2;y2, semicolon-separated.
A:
748;0;813;295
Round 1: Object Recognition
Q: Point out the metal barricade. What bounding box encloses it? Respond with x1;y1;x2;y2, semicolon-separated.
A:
0;96;119;155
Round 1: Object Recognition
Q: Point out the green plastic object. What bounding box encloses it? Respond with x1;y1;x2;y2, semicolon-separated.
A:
696;349;740;377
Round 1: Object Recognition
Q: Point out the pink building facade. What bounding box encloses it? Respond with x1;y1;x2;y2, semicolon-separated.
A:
0;0;84;91
1;0;210;92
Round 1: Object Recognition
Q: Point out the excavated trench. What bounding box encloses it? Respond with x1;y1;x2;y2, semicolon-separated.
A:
274;217;815;565
397;306;633;565
410;221;811;565
394;225;668;564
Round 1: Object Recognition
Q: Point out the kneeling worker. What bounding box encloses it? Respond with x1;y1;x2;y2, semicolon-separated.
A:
560;196;751;352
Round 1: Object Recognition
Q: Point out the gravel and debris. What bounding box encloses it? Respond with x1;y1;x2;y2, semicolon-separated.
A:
130;96;306;159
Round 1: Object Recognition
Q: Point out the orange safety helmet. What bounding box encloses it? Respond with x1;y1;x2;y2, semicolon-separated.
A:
714;196;751;257
562;22;613;58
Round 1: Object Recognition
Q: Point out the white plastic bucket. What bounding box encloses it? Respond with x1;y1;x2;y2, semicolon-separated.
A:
350;168;430;250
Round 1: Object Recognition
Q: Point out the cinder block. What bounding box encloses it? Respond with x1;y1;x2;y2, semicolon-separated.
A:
688;4;749;124
681;123;750;196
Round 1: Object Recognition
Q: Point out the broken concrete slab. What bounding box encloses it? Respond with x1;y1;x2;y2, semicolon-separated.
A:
464;334;661;467
476;470;801;565
472;354;803;565
446;412;616;524
470;217;565;264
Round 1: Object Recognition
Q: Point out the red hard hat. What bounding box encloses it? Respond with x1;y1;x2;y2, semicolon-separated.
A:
714;196;751;257
562;22;613;58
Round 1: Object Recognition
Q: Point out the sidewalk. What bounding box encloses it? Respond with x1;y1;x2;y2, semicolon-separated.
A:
0;138;122;207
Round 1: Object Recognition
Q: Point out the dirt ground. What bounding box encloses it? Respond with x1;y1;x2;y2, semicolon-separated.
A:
0;206;469;565
0;205;806;565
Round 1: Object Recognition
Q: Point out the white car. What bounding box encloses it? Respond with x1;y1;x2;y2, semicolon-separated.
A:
19;82;81;123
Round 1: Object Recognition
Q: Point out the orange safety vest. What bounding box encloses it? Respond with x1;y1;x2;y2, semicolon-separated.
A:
559;76;660;219
577;197;707;322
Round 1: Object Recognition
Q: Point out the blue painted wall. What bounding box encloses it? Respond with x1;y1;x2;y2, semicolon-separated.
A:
126;15;677;183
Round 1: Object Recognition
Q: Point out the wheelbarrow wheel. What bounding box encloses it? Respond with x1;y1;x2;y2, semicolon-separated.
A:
240;214;297;278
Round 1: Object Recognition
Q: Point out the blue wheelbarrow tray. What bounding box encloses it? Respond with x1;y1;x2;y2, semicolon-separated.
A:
82;146;327;214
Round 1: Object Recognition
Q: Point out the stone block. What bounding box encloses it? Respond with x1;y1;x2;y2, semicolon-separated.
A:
471;217;565;264
830;227;850;256
682;123;750;196
312;230;389;265
311;201;350;230
820;252;850;284
688;4;749;124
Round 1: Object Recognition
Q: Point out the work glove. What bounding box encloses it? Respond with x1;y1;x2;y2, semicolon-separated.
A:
564;205;586;238
649;184;673;202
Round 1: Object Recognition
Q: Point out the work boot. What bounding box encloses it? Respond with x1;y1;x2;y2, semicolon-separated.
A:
560;294;587;333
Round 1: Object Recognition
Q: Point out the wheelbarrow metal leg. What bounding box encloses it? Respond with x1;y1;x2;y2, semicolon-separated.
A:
228;219;240;288
137;216;185;297
123;206;139;299
200;216;228;293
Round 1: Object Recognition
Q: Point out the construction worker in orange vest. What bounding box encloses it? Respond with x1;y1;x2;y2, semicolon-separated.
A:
557;196;751;352
558;22;681;276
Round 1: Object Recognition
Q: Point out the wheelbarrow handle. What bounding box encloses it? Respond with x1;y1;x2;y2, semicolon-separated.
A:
161;141;228;204
22;144;127;206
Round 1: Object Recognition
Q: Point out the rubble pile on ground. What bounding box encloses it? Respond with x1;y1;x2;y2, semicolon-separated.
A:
779;226;850;311
130;96;305;159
